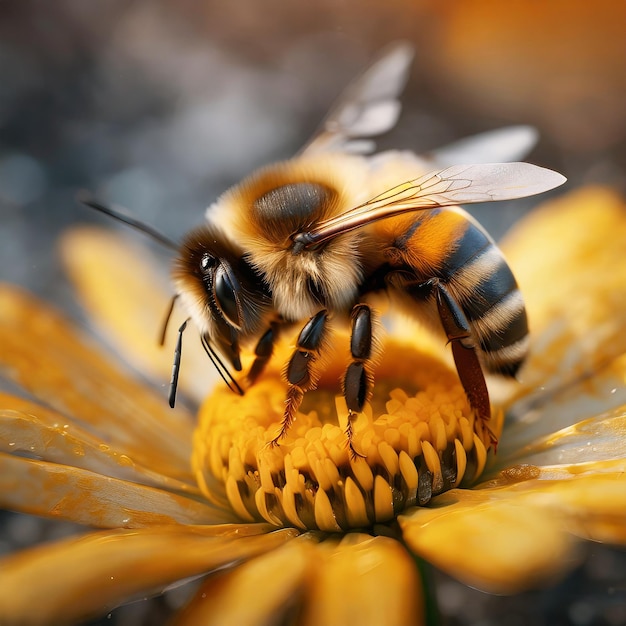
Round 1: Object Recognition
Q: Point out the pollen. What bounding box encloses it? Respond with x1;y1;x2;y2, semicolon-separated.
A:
192;341;499;532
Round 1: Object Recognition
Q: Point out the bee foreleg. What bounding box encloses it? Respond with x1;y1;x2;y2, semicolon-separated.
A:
429;280;492;427
246;321;281;387
269;310;329;447
342;304;374;459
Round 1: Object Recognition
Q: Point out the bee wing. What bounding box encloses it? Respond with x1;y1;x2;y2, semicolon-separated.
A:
300;42;414;156
427;126;540;166
293;162;567;249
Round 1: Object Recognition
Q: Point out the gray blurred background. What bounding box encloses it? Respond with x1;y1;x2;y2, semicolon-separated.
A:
1;1;625;625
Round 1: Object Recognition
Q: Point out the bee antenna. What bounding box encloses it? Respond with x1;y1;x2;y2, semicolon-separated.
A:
200;334;245;396
76;190;179;251
168;319;189;408
159;294;179;346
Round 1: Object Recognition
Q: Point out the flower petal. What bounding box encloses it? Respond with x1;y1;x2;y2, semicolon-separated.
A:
61;227;216;403
497;401;626;470
498;352;626;464
173;535;319;626
399;490;576;594
300;533;425;626
500;188;626;390
543;472;626;544
478;463;626;545
0;525;299;625
0;452;234;528
0;393;199;493
402;454;626;594
0;283;194;482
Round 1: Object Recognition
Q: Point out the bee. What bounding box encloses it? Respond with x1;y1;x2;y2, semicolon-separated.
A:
84;43;565;454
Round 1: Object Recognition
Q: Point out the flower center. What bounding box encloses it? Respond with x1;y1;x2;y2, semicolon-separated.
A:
192;340;498;532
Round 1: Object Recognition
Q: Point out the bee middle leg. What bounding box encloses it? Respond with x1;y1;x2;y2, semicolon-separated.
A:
269;309;329;447
342;304;375;459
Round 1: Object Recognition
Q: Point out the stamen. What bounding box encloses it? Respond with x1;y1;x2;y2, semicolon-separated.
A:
192;343;500;532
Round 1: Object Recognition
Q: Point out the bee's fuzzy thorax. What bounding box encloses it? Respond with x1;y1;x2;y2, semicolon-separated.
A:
258;235;363;321
205;154;373;320
206;153;372;243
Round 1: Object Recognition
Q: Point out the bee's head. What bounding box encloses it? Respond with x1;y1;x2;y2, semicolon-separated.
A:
173;225;271;371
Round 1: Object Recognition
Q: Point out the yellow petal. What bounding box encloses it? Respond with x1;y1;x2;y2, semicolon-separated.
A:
61;227;216;403
496;399;626;471
0;393;199;494
0;452;233;528
300;534;425;626
479;466;626;545
555;473;626;544
500;188;626;390
403;453;626;593
0;283;194;482
173;535;319;626
399;490;576;594
0;525;299;625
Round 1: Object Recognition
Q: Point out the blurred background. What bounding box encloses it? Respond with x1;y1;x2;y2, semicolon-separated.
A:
1;0;625;624
2;0;625;307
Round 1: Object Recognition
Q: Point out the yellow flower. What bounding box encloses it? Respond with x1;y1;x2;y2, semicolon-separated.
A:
1;187;626;625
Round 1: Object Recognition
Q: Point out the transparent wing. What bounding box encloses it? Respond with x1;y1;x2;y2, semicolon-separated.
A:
427;126;539;167
300;42;414;156
293;162;567;249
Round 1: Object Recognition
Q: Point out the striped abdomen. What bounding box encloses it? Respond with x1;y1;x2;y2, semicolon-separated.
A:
437;211;528;377
374;207;528;378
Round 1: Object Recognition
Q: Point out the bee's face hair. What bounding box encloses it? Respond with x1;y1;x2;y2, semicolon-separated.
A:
172;224;271;358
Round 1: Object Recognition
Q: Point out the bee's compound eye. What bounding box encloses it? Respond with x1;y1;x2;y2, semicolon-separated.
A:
200;252;216;273
214;265;241;328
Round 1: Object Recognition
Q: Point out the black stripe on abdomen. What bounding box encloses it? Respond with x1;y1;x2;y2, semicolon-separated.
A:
478;295;528;352
474;289;529;377
442;223;529;376
441;221;492;275
463;258;520;322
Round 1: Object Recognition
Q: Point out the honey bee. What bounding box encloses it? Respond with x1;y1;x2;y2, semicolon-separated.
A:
84;43;566;454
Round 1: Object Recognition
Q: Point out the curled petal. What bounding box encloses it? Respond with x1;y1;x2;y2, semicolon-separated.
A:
0;452;234;527
0;284;194;482
61;227;215;403
300;534;425;626
0;525;299;626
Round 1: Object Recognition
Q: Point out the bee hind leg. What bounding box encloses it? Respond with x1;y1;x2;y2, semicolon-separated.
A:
342;304;375;459
429;280;496;446
268;310;329;447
